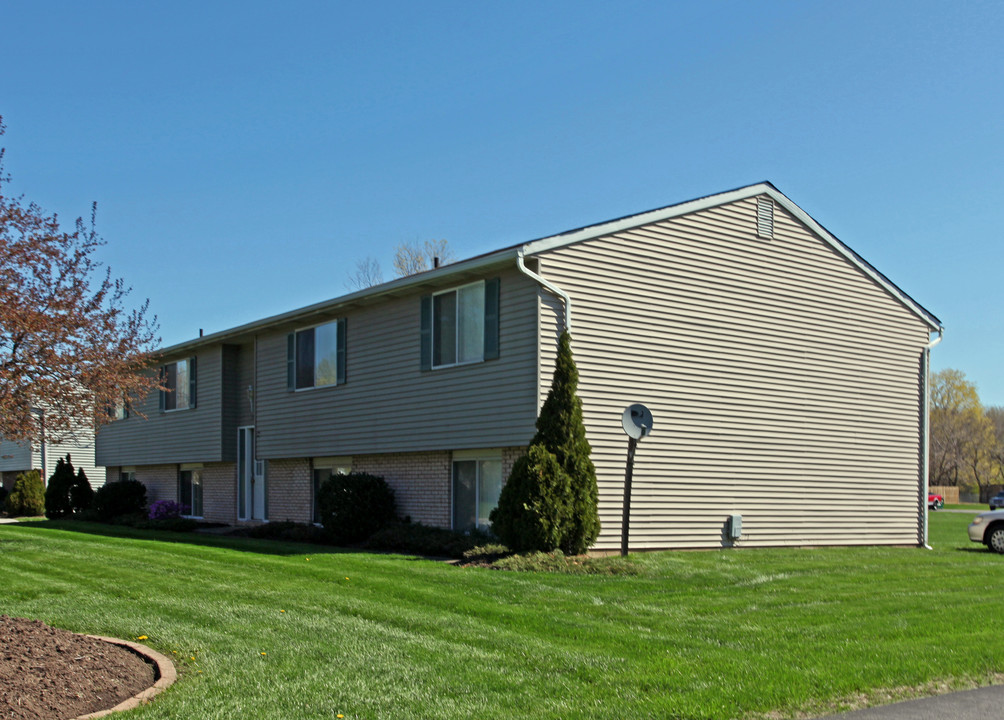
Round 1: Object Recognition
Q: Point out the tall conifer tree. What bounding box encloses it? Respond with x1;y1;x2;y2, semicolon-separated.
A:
491;331;600;553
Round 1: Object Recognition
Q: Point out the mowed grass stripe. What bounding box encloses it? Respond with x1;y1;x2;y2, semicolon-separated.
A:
0;512;1000;719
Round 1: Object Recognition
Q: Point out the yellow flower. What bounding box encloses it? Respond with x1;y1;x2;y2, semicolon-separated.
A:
280;609;286;613
261;652;267;656
136;635;148;640
344;577;349;580
172;651;178;654
305;557;310;561
190;656;196;661
337;715;344;719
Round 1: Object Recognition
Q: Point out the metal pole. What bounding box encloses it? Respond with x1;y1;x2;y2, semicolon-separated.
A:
621;436;638;557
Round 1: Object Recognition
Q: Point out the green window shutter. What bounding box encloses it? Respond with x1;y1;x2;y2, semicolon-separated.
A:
189;356;197;408
336;318;347;385
286;333;295;390
158;367;166;412
420;295;432;371
484;277;500;361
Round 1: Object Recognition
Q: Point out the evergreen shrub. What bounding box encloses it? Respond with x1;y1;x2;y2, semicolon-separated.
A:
490;330;600;554
93;478;147;520
317;472;396;544
5;470;46;517
70;469;94;514
44;455;77;519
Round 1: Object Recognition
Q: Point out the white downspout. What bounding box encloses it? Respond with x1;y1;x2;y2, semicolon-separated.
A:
922;328;944;550
516;248;572;332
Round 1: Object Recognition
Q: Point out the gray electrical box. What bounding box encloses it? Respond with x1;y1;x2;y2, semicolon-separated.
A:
728;514;742;539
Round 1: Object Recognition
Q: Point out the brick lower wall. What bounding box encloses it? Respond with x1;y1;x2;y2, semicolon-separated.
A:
267;458;311;523
131;465;179;506
201;463;236;525
101;446;527;529
354;451;453;527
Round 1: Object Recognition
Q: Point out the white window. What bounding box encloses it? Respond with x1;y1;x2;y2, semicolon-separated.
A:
452;450;503;532
161;358;196;411
289;320;345;390
119;466;136;483
433;281;485;368
179;464;203;518
312;457;352;524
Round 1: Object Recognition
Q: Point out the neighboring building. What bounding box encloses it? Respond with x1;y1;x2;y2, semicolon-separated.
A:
0;431;104;493
95;183;942;551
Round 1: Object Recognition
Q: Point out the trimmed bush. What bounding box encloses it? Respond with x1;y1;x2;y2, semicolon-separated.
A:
317;472;396;544
491;330;600;554
70;469;94;514
5;470;46;517
364;521;494;558
93;478;147;520
44;455;77;519
245;521;329;544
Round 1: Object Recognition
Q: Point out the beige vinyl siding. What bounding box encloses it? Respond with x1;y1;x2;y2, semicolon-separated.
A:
536;196;930;551
256;266;538;459
95;347;225;466
0;439;33;474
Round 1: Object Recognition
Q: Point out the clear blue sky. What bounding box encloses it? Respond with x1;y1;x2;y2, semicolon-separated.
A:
3;1;1002;404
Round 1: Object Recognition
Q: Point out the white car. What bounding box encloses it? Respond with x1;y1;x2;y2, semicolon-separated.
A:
968;510;1004;554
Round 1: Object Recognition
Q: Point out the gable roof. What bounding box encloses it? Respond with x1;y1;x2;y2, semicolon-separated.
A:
521;181;942;331
160;182;940;357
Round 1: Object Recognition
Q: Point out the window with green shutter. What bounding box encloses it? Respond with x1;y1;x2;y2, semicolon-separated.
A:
421;278;500;370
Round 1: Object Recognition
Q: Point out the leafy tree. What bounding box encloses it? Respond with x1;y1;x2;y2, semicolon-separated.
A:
930;369;1002;501
392;239;454;277
44;454;76;518
491;331;600;554
0;117;160;445
5;469;45;517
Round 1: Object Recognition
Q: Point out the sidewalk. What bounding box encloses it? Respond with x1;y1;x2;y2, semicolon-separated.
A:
818;684;1004;719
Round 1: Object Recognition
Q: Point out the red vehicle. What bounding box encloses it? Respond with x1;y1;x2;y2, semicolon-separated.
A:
928;493;944;510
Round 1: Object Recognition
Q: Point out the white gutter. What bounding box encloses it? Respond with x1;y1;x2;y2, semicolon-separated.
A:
516;247;572;331
921;328;944;550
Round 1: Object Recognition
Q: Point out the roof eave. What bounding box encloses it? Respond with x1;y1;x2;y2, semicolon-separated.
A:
158;247;520;357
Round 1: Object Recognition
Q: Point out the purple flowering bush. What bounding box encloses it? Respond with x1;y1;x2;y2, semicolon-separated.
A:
148;500;188;520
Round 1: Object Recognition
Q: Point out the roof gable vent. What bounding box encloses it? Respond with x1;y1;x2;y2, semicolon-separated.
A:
756;195;774;239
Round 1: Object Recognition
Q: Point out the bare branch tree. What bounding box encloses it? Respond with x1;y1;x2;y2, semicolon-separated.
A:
345;256;383;290
392;239;455;278
0;116;161;444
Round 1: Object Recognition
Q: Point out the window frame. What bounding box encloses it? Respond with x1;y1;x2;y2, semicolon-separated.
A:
311;457;352;525
451;449;503;532
288;319;346;391
160;357;197;412
178;464;204;519
431;280;485;370
420;277;499;372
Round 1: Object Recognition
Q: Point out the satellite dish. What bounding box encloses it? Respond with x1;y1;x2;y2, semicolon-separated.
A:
621;403;653;440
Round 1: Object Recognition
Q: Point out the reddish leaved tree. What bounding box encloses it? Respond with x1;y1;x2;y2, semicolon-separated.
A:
0;116;160;444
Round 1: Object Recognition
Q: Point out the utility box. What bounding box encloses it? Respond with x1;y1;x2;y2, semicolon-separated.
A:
728;514;742;540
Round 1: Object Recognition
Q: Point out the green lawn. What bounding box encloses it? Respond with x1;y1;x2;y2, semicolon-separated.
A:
0;513;1000;720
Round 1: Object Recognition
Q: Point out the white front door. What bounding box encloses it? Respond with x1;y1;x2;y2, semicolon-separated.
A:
238;427;266;521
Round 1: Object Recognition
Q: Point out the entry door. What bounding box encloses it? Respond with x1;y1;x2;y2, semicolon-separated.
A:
238;427;266;521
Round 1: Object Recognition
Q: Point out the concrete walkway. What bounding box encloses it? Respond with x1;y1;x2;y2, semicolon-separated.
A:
818;684;1004;719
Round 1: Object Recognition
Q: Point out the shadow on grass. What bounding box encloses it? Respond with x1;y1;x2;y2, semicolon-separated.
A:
7;519;362;558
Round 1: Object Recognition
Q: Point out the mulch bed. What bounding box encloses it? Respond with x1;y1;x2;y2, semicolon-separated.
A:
0;616;155;720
